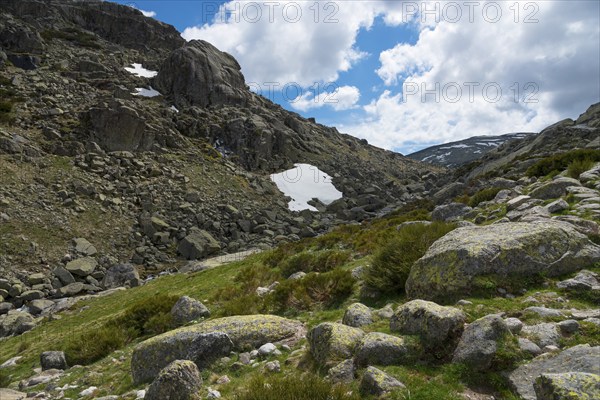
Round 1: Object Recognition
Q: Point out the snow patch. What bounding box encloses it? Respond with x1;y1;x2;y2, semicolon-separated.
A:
439;143;470;149
170;105;179;113
125;63;158;78
133;87;161;97
270;163;343;212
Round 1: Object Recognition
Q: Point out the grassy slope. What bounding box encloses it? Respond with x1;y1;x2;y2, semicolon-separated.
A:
1;200;599;399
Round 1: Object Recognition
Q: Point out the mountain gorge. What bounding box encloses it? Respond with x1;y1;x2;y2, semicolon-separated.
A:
1;1;599;400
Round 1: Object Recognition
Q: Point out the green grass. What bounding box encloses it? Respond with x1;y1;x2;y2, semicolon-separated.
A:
363;222;456;294
233;372;361;400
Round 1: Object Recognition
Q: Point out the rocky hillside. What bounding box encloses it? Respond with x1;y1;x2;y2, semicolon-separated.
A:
407;132;534;168
0;0;442;282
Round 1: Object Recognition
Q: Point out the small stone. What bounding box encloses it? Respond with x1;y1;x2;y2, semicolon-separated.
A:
360;366;405;396
504;317;523;334
258;343;276;357
265;360;280;372
557;319;580;334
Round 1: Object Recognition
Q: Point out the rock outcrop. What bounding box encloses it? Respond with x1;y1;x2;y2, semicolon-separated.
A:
406;221;600;301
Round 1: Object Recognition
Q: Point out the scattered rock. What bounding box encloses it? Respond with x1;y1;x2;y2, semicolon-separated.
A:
432;203;473;222
307;322;365;366
145;360;202;400
327;359;355;383
534;372;600;400
342;303;373;328
504;318;524;334
265;360;280;372
557;270;599;292
177;229;221;260
73;238;97;256
171;296;210;326
508;344;600;400
452;315;509;370
355;332;410;367
102;263;141;289
40;351;67;370
390;300;465;353
529;177;581;200
360;366;405;396
65;257;97;277
522;323;560;348
0;311;36;337
518;338;542;356
557;319;580;334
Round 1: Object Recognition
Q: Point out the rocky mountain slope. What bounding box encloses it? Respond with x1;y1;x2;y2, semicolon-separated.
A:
0;0;442;281
1;1;600;400
407;132;534;168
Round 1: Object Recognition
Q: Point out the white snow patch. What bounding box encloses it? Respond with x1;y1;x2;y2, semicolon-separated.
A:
170;105;179;113
439;143;470;149
476;142;501;147
125;63;158;78
270;163;343;212
133;87;161;97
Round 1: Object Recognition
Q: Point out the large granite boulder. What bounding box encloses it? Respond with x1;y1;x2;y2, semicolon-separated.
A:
145;360;202;400
406;221;600;301
452;314;510;370
177;228;221;260
360;366;405;396
65;257;97;277
102;264;141;289
355;332;411;367
170;296;210;326
342;303;373;328
390;300;465;353
307;322;364;366
534;372;600;400
508;344;600;399
529;177;581;200
154;40;248;108
0;311;36;337
132;315;303;383
132;332;233;384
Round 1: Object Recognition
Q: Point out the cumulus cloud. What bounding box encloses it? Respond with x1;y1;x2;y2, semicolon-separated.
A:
290;85;360;112
181;1;409;86
181;1;599;152
341;1;600;151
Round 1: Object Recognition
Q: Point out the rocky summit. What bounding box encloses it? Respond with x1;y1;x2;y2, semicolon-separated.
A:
1;1;599;399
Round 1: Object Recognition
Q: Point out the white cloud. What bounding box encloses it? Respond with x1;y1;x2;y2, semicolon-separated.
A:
140;9;156;18
291;85;360;112
341;1;600;152
181;1;410;86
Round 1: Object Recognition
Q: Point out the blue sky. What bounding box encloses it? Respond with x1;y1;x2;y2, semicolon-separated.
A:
114;1;600;155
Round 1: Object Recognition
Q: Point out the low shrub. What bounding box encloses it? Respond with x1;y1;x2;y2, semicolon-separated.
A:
64;294;178;365
468;187;502;207
567;158;595;179
280;249;352;277
363;222;456;294
526;149;600;177
234;372;361;400
268;268;355;314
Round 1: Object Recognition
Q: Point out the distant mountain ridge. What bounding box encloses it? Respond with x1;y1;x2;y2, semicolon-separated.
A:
407;132;534;168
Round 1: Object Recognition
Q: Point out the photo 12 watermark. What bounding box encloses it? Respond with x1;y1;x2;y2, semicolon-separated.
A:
195;1;539;25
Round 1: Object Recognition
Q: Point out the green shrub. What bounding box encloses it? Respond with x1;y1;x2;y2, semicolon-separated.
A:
268;268;355;314
280;249;352;277
526;149;600;177
234;372;361;400
0;369;10;388
363;222;456;294
64;294;178;365
567;158;595;179
468;187;502;207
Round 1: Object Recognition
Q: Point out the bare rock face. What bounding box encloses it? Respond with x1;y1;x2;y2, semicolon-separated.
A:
154;40;249;108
